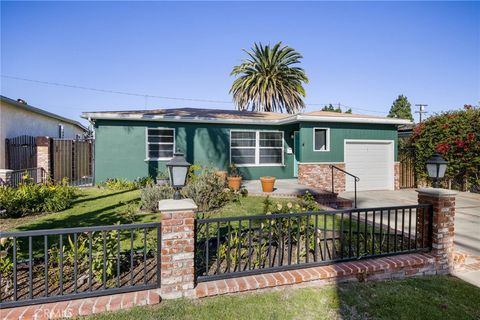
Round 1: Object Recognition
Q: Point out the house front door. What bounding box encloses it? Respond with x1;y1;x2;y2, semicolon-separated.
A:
293;131;300;177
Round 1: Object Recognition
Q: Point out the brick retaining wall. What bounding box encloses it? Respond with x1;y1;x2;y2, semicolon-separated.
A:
195;253;436;298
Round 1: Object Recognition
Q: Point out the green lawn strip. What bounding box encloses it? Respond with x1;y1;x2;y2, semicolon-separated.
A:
87;276;480;320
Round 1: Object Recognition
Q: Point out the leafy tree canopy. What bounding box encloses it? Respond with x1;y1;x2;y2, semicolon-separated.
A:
388;95;413;121
230;42;308;114
321;104;352;114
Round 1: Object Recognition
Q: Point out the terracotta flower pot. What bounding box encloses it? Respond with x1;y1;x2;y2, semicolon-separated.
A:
215;171;228;184
260;176;276;193
227;176;242;191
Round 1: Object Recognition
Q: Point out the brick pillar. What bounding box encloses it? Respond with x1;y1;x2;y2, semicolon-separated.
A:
158;199;197;299
36;136;51;175
416;188;456;274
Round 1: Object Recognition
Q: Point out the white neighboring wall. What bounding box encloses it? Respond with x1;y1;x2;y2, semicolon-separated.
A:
0;98;87;169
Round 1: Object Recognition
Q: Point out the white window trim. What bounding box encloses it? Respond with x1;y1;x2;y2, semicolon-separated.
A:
230;129;284;167
145;127;176;161
313;127;330;152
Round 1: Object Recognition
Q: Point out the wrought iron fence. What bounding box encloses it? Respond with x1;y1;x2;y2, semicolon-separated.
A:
195;204;432;282
5;167;48;187
0;223;161;308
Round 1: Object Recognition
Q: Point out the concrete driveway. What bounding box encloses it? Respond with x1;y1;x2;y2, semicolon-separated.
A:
340;189;480;256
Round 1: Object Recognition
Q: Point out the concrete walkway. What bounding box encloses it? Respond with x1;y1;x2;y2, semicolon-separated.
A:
243;179;324;197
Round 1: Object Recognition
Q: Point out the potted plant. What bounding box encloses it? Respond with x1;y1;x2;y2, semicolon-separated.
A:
227;163;242;191
260;176;276;193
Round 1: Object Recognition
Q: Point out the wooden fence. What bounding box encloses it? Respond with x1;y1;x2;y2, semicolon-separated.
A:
5;135;37;170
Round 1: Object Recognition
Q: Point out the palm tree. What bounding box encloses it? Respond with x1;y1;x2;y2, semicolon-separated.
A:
230;42;309;114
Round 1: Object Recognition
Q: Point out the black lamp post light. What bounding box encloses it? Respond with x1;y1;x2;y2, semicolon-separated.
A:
166;152;191;200
426;153;448;188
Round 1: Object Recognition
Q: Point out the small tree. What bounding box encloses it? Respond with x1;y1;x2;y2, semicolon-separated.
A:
409;105;479;191
388;95;413;121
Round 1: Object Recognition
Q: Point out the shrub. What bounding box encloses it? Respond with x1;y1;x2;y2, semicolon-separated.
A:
140;184;175;212
98;178;138;190
262;192;321;215
408;105;480;191
181;167;229;212
0;180;77;218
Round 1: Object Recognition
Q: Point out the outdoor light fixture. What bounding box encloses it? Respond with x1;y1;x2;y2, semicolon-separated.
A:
426;153;448;188
166;152;191;200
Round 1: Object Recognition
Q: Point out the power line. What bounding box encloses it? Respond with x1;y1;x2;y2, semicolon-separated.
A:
1;74;234;104
2;74;387;114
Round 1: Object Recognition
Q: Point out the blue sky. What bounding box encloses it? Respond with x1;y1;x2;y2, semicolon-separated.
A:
1;1;479;125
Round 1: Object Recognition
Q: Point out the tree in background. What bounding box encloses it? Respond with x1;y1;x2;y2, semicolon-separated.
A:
321;104;352;113
230;42;308;114
388;95;413;121
409;105;479;191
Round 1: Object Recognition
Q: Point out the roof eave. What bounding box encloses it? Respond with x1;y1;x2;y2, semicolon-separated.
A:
82;112;413;126
1;96;88;132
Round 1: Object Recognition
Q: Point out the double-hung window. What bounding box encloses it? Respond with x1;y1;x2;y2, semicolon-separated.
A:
313;128;330;151
230;130;284;166
146;128;175;160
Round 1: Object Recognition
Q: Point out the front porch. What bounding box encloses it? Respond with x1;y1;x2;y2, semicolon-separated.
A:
242;179;353;208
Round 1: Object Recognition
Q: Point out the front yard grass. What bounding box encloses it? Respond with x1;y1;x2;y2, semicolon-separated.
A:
2;187;290;232
89;276;480;320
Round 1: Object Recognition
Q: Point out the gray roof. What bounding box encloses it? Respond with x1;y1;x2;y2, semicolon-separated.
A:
82;107;412;126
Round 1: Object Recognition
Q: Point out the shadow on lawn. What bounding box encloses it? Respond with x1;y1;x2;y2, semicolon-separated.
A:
14;200;137;232
71;189;136;206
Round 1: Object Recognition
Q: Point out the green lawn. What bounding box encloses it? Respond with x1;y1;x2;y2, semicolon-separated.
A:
88;276;480;320
3;187;288;232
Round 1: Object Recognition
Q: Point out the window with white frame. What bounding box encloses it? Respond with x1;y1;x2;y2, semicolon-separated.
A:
146;128;175;160
313;128;329;151
230;130;283;165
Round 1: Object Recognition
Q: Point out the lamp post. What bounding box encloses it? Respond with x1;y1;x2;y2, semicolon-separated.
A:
166;152;191;200
426;153;448;188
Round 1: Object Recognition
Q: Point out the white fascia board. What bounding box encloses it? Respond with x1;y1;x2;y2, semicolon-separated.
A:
81;112;413;126
296;115;412;125
81;112;297;125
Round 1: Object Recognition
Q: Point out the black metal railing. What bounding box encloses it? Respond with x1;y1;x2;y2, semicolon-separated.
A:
330;165;360;208
0;222;161;308
5;168;48;188
195;204;432;282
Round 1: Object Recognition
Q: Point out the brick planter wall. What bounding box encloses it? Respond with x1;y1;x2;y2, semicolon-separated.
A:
196;253;436;298
298;163;346;192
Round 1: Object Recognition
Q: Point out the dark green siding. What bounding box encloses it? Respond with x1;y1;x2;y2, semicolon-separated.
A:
93;119;398;183
298;122;398;163
94;120;298;183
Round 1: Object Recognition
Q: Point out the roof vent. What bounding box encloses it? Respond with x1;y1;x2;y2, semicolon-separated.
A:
17;98;27;104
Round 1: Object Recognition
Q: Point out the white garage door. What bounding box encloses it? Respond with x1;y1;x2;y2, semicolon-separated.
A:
345;140;394;191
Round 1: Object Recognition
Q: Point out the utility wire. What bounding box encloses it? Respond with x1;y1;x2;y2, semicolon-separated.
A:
1;74;233;104
2;74;386;114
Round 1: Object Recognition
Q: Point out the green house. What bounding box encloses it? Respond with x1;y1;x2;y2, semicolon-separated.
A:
82;108;411;192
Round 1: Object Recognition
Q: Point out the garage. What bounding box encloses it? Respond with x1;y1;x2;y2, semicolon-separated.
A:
344;140;394;191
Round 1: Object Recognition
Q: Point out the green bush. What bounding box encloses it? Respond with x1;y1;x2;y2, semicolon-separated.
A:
98;178;138;190
409;105;480;191
181;167;229;212
0;180;77;218
140;183;175;212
